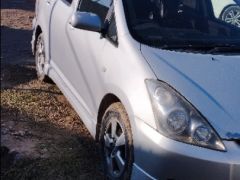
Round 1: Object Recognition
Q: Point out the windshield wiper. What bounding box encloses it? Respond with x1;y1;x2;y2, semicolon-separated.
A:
160;44;210;51
160;44;240;54
207;45;240;54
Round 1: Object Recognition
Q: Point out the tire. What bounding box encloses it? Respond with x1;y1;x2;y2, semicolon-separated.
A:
99;102;133;180
35;33;50;82
220;5;240;28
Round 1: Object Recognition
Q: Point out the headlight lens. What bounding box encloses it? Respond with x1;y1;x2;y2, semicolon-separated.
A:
146;79;226;151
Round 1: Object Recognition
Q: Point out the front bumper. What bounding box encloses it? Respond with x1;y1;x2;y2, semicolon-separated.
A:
131;117;240;180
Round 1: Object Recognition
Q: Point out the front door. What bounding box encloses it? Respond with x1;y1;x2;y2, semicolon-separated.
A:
50;0;96;117
65;0;113;118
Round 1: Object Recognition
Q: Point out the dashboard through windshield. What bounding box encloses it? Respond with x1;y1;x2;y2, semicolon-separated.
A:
123;0;240;49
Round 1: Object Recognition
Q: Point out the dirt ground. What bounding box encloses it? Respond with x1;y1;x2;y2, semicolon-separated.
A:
1;0;103;179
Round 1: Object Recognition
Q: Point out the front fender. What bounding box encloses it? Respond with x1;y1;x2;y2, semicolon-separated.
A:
31;17;37;55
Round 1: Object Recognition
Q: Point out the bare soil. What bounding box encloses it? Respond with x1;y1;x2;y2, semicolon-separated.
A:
1;0;103;179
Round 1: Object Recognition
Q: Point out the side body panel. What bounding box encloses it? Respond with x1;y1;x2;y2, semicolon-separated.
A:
66;15;107;120
49;0;98;135
34;0;157;138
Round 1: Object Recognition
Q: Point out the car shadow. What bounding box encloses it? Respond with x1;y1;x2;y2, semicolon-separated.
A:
1;106;103;179
1;25;37;87
1;0;35;11
1;26;34;65
1;64;36;88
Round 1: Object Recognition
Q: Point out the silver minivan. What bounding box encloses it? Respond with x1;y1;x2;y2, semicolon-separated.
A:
32;0;240;179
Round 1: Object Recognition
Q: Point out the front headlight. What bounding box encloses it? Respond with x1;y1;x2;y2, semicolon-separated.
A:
146;79;226;151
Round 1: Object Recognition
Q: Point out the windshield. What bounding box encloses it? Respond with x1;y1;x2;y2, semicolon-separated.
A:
123;0;240;49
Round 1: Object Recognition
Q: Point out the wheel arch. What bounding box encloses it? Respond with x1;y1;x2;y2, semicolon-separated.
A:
96;93;121;141
95;91;137;141
33;25;43;54
219;4;238;19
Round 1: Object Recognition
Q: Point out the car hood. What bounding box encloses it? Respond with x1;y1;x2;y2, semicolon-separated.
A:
141;45;240;139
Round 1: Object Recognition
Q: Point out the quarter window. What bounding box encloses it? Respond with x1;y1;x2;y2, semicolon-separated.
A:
106;13;118;44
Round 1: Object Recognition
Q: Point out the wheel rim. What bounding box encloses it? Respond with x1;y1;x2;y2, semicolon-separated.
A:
223;7;240;27
103;117;126;178
36;37;45;75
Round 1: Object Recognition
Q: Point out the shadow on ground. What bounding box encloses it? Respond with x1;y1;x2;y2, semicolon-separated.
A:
1;64;36;88
1;26;33;65
1;0;35;11
1;106;103;180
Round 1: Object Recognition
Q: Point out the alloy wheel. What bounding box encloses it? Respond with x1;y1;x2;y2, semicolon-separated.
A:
103;116;126;178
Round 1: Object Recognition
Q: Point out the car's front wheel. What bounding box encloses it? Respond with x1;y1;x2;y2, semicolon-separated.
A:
99;102;133;180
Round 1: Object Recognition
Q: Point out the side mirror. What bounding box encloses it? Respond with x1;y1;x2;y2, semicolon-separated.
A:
69;12;102;32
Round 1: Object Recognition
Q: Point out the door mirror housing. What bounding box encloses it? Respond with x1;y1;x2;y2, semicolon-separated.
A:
70;12;102;32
